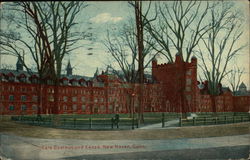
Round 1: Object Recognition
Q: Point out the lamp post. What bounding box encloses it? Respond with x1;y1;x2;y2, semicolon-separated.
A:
131;92;135;129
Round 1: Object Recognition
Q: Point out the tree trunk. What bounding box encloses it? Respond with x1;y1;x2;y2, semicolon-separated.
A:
211;95;217;116
135;1;144;124
37;83;43;116
52;78;60;126
181;64;187;118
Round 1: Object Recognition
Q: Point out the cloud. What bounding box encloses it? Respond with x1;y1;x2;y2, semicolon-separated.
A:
90;13;123;23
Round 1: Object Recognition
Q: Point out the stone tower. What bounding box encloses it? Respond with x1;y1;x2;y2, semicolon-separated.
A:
66;60;72;76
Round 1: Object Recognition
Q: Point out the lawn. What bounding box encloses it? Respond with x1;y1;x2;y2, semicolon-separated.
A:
0;120;249;140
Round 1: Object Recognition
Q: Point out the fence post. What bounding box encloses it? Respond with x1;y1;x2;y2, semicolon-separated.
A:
179;117;182;127
132;117;134;130
111;118;114;129
193;117;196;126
224;116;227;124
37;117;40;126
111;117;114;129
89;117;92;129
162;113;165;128
74;118;76;128
136;118;139;128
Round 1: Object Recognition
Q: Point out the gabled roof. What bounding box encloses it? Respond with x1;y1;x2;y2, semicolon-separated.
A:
221;87;231;93
239;82;246;88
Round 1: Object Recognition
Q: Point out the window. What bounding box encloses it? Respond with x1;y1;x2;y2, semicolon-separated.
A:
21;105;27;111
109;105;113;112
73;104;77;111
20;77;26;83
63;96;67;102
32;105;37;110
21;87;26;92
82;105;86;112
32;96;38;102
63;80;68;85
109;97;112;102
9;105;14;111
31;79;38;84
186;79;192;85
93;106;98;113
63;105;67;110
94;97;98;103
186;70;192;75
81;96;85;102
21;95;27;101
9;86;15;92
1;95;4;101
101;105;106;111
186;86;191;92
186;95;191;101
72;97;77;102
47;80;53;85
72;81;78;86
48;95;54;102
9;95;14;101
100;98;104;103
9;76;14;82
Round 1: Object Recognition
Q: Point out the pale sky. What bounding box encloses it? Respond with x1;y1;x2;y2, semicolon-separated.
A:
1;1;249;89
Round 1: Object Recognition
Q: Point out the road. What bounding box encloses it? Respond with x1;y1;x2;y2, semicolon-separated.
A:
0;133;249;160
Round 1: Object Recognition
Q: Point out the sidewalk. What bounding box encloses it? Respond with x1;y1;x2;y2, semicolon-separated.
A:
0;133;249;160
138;119;179;129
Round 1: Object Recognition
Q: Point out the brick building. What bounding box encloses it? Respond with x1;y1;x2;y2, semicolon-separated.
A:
0;55;249;115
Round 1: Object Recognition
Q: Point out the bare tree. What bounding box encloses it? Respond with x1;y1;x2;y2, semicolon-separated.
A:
104;21;156;83
197;2;245;112
128;1;157;123
104;19;157;118
0;2;88;115
141;1;213;117
227;65;245;95
145;1;211;62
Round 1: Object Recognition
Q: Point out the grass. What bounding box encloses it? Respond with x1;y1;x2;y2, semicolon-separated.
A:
8;112;250;129
0;120;249;140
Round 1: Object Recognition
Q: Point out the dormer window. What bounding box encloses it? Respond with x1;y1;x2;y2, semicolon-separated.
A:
60;77;68;85
0;73;4;81
32;79;38;83
30;75;38;84
63;79;68;85
7;73;15;82
79;78;86;86
47;79;53;85
20;77;26;83
72;81;78;86
70;79;78;86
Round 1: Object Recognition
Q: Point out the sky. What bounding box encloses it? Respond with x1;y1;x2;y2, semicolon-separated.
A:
0;1;249;89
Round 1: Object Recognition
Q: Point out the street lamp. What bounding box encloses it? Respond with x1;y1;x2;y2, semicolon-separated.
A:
131;92;135;129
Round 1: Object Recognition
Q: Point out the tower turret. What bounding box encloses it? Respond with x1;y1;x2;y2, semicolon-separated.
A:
175;52;183;63
239;82;247;93
66;60;72;76
16;56;23;71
